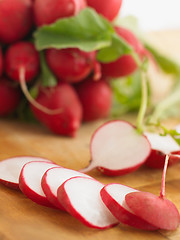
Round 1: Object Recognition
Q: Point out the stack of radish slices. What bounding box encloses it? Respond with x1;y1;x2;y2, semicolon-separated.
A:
0;154;179;231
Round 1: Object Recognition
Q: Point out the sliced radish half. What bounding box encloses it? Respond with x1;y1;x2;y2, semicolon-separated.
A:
42;167;93;210
100;184;158;230
144;132;180;169
19;161;59;207
57;176;118;229
80;120;151;176
0;156;52;189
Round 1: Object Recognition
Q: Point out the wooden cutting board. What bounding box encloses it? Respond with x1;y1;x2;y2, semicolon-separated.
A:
0;30;180;240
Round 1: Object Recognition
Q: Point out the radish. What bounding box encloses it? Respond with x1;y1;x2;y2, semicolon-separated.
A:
0;0;33;44
0;48;3;77
33;0;86;27
144;132;180;169
41;167;93;210
75;78;112;121
101;27;144;78
125;155;180;230
100;184;157;230
0;78;21;116
80;120;151;176
19;161;59;207
0;156;51;190
46;48;100;83
57;176;118;229
86;0;122;21
30;83;82;136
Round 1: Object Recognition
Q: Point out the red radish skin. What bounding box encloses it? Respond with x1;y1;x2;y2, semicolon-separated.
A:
100;184;158;230
0;48;3;77
0;0;33;44
30;83;82;136
5;42;40;83
19;161;59;207
0;156;52;190
75;78;112;121
101;27;144;78
46;49;98;83
57;177;118;229
80;120;151;176
86;0;122;21
33;0;86;27
41;167;92;210
0;78;21;116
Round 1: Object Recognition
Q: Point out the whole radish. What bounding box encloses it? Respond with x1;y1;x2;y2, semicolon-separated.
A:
30;83;82;136
46;48;100;83
0;78;21;116
33;0;86;27
0;48;3;77
5;42;40;83
75;78;112;121
101;27;144;78
0;0;33;44
86;0;122;21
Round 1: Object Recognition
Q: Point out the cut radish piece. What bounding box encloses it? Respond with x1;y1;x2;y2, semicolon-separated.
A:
144;132;180;168
0;156;52;189
42;167;93;210
100;184;158;230
125;155;180;230
57;176;118;229
19;161;59;207
80;120;151;176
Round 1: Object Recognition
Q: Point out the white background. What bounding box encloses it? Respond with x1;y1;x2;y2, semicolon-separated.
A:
120;0;180;31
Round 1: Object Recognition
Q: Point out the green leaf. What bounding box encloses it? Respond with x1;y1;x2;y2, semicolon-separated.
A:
34;8;114;52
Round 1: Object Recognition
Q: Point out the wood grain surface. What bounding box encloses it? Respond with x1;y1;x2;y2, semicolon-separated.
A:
0;30;180;240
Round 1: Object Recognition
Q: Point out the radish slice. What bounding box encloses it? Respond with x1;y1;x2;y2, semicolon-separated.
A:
19;161;59;207
57;176;118;229
42;167;93;210
0;156;52;189
80;120;151;176
125;191;180;230
100;184;158;230
144;132;180;168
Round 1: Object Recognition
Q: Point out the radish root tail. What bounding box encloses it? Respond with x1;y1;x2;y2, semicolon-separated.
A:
160;154;169;199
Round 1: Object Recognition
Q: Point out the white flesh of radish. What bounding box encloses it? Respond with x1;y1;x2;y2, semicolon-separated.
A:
42;167;92;208
58;177;118;229
144;132;180;154
82;121;151;172
0;156;51;188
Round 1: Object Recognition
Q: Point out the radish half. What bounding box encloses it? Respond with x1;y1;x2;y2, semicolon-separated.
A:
57;176;119;229
41;167;93;210
80;120;151;176
19;161;59;207
100;183;158;230
0;156;51;189
144;132;180;168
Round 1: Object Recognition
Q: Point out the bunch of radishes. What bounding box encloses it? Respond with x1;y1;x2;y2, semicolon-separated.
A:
0;0;150;136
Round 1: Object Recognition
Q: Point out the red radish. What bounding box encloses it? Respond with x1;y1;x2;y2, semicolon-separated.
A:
5;42;40;83
86;0;122;21
46;48;100;83
0;78;21;116
75;78;112;121
57;176;118;229
30;83;82;137
125;155;180;230
33;0;86;27
144;132;180;169
80;120;151;176
100;184;157;230
101;27;144;78
19;161;59;207
0;0;33;44
0;48;3;77
0;156;52;190
42;167;93;210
